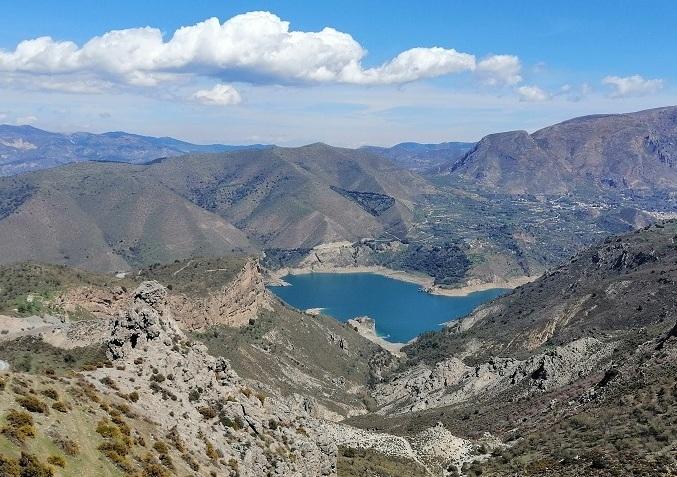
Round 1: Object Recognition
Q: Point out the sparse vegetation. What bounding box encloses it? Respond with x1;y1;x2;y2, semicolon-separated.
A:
197;406;217;420
337;446;430;477
46;455;65;468
0;336;107;375
2;409;36;444
96;418;133;469
40;388;58;400
18;452;54;477
51;401;68;413
16;395;50;414
53;436;80;456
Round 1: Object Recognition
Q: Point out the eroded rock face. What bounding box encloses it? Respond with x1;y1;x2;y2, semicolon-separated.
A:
375;338;613;414
50;259;274;332
107;281;181;360
95;281;337;476
169;258;274;330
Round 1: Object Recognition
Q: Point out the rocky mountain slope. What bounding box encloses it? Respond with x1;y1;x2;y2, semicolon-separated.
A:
0;125;268;176
348;220;677;475
437;106;677;194
0;280;340;476
0;257;384;420
0;164;255;271
1;222;675;475
0;256;501;476
149;143;428;248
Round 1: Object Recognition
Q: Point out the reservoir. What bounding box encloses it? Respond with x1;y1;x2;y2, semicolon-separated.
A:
268;272;507;343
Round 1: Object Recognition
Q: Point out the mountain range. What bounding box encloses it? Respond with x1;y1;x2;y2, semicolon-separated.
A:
0;125;269;176
0;106;675;284
4;106;677;198
362;141;474;171
0;144;426;271
439;106;677;194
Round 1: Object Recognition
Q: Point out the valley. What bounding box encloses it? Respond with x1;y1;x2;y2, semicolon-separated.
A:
0;106;675;476
0;221;674;476
2;3;676;475
2;107;676;294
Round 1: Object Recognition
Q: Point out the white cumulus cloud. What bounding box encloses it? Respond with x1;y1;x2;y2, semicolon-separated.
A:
516;85;550;102
192;83;242;106
476;55;522;85
0;11;519;90
602;75;663;98
344;47;476;85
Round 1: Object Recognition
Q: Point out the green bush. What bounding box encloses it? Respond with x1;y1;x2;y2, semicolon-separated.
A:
0;454;20;477
46;455;65;468
197;406;217;420
16;395;50;414
2;409;36;444
51;401;69;413
18;452;54;477
54;436;80;456
41;388;58;400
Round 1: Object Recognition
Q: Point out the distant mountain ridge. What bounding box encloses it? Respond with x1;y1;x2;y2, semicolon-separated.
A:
0;124;270;176
437;106;677;194
362;141;474;171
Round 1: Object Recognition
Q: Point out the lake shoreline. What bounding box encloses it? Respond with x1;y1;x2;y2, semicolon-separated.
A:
268;265;534;297
346;317;405;356
268;270;512;345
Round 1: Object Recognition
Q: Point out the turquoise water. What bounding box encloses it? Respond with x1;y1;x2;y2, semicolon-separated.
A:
268;273;507;343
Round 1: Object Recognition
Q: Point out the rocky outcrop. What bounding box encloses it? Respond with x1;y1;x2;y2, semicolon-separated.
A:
50;259;274;331
169;258;274;330
374;337;613;414
93;281;337;476
440;106;677;194
91;280;487;476
106;281;182;360
347;316;405;356
51;284;130;319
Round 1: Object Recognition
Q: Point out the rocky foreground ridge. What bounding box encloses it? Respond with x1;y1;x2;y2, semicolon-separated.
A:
0;259;497;476
90;280;337;476
0;222;675;475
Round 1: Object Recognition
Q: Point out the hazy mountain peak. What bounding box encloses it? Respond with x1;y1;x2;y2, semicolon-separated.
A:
0;125;270;176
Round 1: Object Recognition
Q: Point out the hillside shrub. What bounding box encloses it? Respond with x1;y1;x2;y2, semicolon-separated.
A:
18;452;54;477
2;409;36;444
16;395;50;414
46;455;65;468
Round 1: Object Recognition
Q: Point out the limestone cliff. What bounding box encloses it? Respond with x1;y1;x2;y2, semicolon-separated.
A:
168;258;274;330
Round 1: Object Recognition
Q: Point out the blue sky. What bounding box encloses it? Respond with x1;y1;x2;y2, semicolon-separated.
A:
0;1;675;146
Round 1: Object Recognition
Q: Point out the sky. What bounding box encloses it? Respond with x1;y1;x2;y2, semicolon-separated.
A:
0;0;676;146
